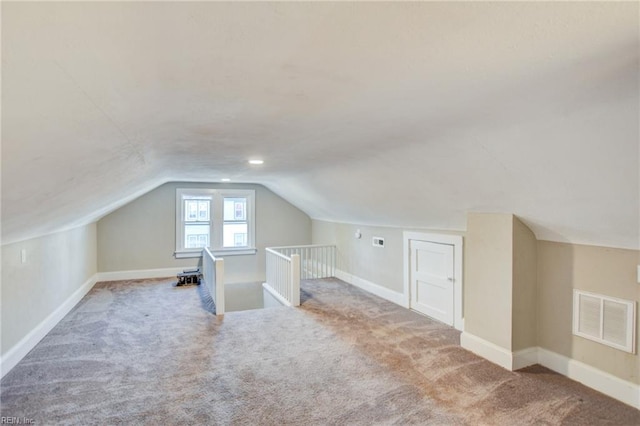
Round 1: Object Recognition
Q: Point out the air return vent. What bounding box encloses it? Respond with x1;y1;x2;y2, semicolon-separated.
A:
572;290;636;353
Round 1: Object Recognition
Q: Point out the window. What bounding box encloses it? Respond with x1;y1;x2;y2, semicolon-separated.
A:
223;197;248;248
184;198;210;249
176;188;256;258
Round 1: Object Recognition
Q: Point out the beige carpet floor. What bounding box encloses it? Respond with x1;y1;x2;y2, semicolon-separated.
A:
1;277;638;425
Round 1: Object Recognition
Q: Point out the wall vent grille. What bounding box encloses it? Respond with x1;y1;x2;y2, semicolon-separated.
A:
572;290;636;354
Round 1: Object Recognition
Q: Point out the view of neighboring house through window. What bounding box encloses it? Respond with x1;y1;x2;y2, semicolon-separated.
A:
184;198;211;249
223;197;248;247
175;188;256;258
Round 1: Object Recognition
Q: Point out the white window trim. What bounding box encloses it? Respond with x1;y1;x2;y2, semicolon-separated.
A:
175;188;256;258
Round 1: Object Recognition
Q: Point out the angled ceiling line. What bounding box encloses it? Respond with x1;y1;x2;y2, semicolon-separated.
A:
53;60;146;165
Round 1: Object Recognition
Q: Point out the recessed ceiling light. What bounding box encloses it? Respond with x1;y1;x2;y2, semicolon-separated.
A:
248;159;264;165
221;178;231;182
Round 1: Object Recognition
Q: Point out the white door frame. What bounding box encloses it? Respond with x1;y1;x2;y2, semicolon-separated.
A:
403;231;464;331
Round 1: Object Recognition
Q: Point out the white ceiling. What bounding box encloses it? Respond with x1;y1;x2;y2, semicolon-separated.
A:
2;2;639;249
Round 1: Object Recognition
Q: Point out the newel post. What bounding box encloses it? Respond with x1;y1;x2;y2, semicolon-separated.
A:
290;254;300;307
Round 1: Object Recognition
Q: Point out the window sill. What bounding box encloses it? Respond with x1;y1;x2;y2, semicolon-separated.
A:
174;248;257;259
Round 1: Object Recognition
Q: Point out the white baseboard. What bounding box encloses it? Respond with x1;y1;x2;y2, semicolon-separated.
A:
97;267;185;282
0;273;98;379
460;332;640;409
512;346;539;370
537;347;639;410
335;269;406;307
460;332;514;370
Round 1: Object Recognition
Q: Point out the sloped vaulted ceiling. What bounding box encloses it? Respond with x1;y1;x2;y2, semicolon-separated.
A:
2;2;639;249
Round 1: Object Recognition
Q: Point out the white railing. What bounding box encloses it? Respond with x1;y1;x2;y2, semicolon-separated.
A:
202;247;225;316
268;245;336;280
264;249;300;307
263;245;336;307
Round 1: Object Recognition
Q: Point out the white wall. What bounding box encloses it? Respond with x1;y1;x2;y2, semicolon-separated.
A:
97;182;311;283
312;219;465;297
537;241;639;385
464;213;514;350
462;214;538;353
312;220;406;294
1;224;98;373
512;217;538;352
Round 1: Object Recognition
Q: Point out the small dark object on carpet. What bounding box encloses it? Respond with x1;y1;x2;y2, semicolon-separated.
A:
177;268;201;286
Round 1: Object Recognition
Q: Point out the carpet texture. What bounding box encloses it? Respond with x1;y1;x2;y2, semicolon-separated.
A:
1;277;638;425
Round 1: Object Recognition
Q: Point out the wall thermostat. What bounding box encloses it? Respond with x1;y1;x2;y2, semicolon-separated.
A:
372;237;384;247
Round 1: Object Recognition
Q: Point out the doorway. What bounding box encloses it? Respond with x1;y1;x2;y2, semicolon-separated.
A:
403;232;464;330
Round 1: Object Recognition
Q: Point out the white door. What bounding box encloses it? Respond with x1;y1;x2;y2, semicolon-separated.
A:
410;240;455;325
